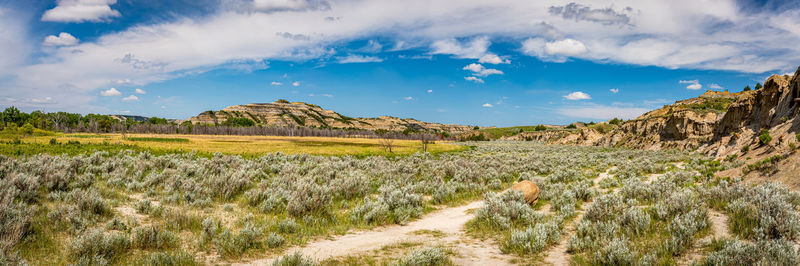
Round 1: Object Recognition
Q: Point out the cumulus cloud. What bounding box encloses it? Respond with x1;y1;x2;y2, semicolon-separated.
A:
522;38;587;62
464;76;484;83
479;54;510;64
482;103;493;108
292;81;300;87
336;54;383;63
4;0;800;110
100;87;121;96
251;0;330;12
462;63;503;77
427;89;433;93
431;36;489;59
41;0;121;23
271;82;282;85
404;96;414;100
122;95;138;101
308;93;333;97
563;91;591;100
549;3;632;26
545;39;588;56
709;83;723;89
680;80;703;90
135;88;146;94
43;32;79;46
609;88;619;93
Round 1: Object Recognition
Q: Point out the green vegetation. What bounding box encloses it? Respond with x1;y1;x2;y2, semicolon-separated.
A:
608;118;623;125
222;117;256;127
477;125;552;139
755;83;763;90
743;155;784;174
758;129;772;145
743;85;752;91
687;97;736;113
125;137;190;143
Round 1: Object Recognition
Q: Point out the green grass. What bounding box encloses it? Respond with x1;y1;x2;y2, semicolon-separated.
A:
686;97;736;113
125;137;190;142
478;125;559;139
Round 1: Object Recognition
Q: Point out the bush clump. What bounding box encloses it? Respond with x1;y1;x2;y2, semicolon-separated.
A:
132;226;179;250
393;246;450;266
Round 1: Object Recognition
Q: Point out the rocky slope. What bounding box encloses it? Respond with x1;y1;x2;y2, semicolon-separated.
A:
187;100;474;133
504;66;800;186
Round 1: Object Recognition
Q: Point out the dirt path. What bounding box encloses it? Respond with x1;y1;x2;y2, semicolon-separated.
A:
542;167;613;266
238;200;516;265
677;209;731;265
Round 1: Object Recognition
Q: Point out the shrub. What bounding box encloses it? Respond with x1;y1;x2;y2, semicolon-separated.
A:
703;239;799;265
266;233;285;248
470;191;539;229
70;229;130;264
286;181;331;216
759;129;772;145
503;220;561;254
214;224;263;258
394;246;450;266
272;251;316;266
133;226;179;250
135;251;197;266
351;184;423;225
592;237;637;266
277;219;297;234
620;207;650;235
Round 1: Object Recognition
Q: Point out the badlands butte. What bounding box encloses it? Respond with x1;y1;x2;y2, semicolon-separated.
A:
187;99;475;133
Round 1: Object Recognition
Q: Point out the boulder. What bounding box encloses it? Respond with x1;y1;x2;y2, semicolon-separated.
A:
511;180;540;205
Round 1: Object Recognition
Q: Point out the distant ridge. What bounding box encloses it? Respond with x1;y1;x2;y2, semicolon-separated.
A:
187;100;475;134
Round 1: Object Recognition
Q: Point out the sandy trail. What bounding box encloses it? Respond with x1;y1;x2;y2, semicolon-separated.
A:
238;200;515;265
542;167;612;266
677;209;731;265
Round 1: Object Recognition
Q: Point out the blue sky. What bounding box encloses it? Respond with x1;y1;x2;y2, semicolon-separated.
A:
1;0;799;126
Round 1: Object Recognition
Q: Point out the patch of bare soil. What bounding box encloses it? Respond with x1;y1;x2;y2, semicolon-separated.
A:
237;200;516;265
542;167;612;266
677;209;731;265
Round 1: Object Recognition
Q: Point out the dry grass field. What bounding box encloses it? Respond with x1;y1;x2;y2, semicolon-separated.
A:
21;133;465;156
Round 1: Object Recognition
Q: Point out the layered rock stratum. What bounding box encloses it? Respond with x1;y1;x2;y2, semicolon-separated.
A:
187;100;474;133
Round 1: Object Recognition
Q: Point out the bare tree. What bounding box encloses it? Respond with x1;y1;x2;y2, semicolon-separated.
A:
380;135;394;153
420;133;434;153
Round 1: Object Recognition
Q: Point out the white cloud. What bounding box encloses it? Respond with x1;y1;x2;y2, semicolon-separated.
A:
686;83;702;90
308;93;333;97
609;88;619;93
100;87;121;96
292;81;300;87
271;82;282;85
482;103;493;108
464;76;484;83
479;54;510;64
462;63;503;77
558;105;649;120
336;54;383;63
135;88;146;94
3;0;800;110
122;95;139;101
43;32;79;46
563;91;592;100
709;83;723;89
41;0;121;23
680;80;703;90
545;39;588;56
404;96;414;100
427;89;433;93
431;36;489;59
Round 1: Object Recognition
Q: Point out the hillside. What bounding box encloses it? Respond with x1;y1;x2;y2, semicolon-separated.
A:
187;100;474;133
501;66;800;187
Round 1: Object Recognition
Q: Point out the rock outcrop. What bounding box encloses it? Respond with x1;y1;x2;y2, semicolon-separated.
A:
187;100;474;133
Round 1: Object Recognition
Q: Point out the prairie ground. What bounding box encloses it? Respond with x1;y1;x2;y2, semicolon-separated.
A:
2;141;799;265
5;133;465;157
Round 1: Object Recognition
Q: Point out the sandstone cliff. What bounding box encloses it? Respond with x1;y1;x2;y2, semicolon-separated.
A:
187;100;474;133
513;66;800;185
